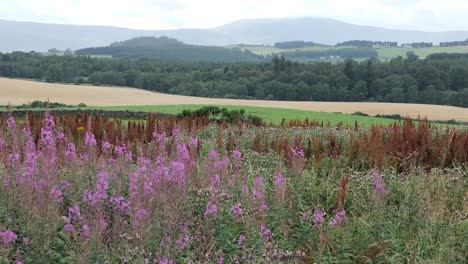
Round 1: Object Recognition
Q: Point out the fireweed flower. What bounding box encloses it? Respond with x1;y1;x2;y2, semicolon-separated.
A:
153;131;167;143
176;144;190;162
158;258;174;264
238;235;247;247
242;185;250;196
330;210;346;228
50;185;64;204
190;137;199;147
171;161;186;187
22;237;30;247
233;150;243;161
57;132;65;141
313;209;325;228
110;196;132;216
175;225;190;251
64;224;74;233
7;116;17;129
85;131;97;146
101;141;112;154
290;147;304;158
231;204;243;219
208;149;219;161
260;224;272;242
65;143;77;161
204;201;218;219
83;171;109;206
0;138;5;152
133;208;149;231
68;205;82;221
210;174;221;190
274;171;285;189
81;225;91;238
114;144;126;156
0;230;17;247
372;170;388;199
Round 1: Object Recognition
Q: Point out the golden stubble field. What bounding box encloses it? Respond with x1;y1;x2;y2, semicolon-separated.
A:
1;77;467;122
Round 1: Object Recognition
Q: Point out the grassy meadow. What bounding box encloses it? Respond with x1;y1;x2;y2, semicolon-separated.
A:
0;113;466;263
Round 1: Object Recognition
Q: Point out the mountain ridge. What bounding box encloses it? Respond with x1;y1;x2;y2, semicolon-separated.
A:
1;17;468;52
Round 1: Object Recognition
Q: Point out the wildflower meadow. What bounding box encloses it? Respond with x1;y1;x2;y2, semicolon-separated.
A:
0;113;466;263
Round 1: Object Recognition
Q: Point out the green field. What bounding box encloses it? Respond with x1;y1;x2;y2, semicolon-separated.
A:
94;105;397;126
231;45;351;56
1;104;444;127
376;46;468;60
233;44;468;59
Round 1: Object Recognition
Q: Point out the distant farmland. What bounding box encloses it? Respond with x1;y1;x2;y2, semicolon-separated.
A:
233;44;468;59
1;77;467;122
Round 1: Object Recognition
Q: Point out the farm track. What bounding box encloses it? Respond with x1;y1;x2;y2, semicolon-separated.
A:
1;77;467;122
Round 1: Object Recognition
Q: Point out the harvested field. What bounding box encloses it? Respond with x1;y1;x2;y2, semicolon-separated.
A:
1;77;467;122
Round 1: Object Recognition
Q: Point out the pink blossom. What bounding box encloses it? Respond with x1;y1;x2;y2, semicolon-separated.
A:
330;210;346;228
372;170;388;199
233;150;243;161
133;208;148;230
204;201;218;219
85;131;97;146
274;171;285;189
0;230;17;247
231;204;243;219
313;209;325;227
65;143;77;161
101;141;112;153
7;116;17;129
260;224;272;242
110;196;132;216
64;223;74;233
81;225;90;238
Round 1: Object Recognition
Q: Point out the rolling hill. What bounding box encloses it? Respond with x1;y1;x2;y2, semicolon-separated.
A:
2;18;468;52
75;37;262;62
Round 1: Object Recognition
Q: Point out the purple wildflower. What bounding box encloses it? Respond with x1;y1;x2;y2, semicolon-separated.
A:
330;210;346;228
85;131;97;146
0;230;17;247
372;170;388;199
204;201;218;219
260;224;272;242
274;171;285;189
231;204;243;219
233;150;243;161
313;209;325;227
238;235;247;247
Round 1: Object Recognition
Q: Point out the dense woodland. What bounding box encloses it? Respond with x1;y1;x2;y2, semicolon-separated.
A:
1;52;468;107
76;37;263;62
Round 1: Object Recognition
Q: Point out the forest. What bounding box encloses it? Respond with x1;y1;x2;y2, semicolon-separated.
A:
0;51;467;107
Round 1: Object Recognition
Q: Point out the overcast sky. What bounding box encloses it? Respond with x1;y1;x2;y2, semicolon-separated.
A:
1;0;467;31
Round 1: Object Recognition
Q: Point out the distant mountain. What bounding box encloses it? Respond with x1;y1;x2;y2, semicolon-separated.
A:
75;36;262;62
1;18;468;52
0;19;233;52
214;18;468;46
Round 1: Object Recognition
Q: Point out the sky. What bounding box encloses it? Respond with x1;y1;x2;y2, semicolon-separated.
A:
0;0;467;31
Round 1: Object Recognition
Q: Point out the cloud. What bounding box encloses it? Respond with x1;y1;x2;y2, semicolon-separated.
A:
0;0;467;31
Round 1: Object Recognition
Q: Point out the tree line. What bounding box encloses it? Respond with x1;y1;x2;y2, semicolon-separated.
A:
0;52;467;107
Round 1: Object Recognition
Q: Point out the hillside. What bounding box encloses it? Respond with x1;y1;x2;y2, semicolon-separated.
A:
2;18;468;52
75;37;262;62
